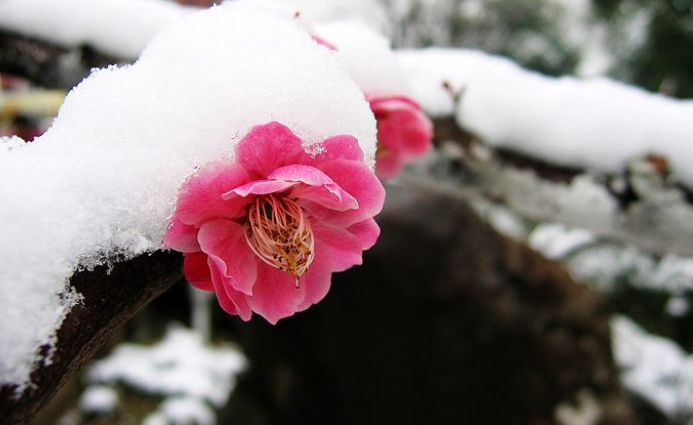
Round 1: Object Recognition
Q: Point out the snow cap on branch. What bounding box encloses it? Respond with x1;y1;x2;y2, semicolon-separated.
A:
0;1;375;392
0;0;196;59
398;48;693;187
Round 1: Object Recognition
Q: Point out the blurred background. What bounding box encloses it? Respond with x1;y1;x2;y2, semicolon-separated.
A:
2;0;693;424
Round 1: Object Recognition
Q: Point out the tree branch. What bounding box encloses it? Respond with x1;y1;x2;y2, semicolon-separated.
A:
0;29;123;89
0;251;183;425
421;117;693;257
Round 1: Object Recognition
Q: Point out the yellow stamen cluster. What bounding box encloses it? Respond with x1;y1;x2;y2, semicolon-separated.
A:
244;194;315;288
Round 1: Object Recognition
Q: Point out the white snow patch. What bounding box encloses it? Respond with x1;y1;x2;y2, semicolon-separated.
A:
79;385;119;414
528;223;596;260
87;326;246;407
143;397;216;425
0;2;375;392
253;0;390;36
0;0;195;59
315;21;408;97
397;48;693;187
612;316;693;418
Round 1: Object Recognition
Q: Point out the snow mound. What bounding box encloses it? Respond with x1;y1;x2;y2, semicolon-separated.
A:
398;48;693;186
0;1;375;392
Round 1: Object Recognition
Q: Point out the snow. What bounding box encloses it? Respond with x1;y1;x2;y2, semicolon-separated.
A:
0;0;194;59
569;242;693;296
528;223;596;260
611;316;693;418
315;21;409;97
143;397;216;425
397;48;693;187
79;385;119;414
87;326;246;407
253;0;390;36
0;2;375;392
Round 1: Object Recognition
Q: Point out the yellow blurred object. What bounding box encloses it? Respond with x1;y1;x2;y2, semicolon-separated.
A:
0;90;66;122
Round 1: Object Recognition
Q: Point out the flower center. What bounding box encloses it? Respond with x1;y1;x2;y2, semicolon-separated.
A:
244;194;315;288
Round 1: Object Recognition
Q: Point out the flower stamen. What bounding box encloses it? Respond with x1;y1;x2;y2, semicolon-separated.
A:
244;194;315;288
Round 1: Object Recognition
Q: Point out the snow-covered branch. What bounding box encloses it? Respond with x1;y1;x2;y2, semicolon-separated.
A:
0;251;182;425
399;48;693;257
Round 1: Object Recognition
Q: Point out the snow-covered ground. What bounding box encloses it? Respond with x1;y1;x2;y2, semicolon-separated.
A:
84;326;245;425
87;326;246;407
612;316;693;419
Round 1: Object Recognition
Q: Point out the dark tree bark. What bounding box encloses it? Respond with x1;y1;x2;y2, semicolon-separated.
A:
0;30;122;89
232;183;637;425
0;251;183;425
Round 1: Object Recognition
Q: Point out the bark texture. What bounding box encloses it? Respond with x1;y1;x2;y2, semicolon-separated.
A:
0;251;183;425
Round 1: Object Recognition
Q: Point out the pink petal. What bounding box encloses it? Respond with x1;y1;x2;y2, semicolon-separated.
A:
183;252;213;291
296;251;333;311
369;95;422;111
311;135;364;163
235;122;310;178
374;150;403;180
245;264;307;324
313;223;365;272
347;218;381;250
163;218;200;253
197;219;258;296
175;162;250;226
209;260;252;320
269;165;359;211
307;159;386;227
312;35;338;51
369;95;434;179
387;108;434;156
224;179;297;199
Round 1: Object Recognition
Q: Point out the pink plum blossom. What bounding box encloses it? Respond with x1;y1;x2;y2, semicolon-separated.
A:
164;122;385;324
368;95;434;179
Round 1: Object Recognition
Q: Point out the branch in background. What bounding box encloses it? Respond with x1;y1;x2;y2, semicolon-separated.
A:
0;29;124;90
421;118;693;258
0;251;183;425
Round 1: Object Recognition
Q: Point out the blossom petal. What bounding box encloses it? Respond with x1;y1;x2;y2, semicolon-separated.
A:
307;159;385;227
374;150;402;180
296;251;333;311
236;122;310;178
269;165;359;211
246;264;307;324
381;108;433;157
164;218;200;253
175;162;250;226
197;219;257;296
369;95;422;111
312;135;364;163
223;179;297;199
183;252;213;291
313;223;365;272
209;260;252;321
347;218;381;250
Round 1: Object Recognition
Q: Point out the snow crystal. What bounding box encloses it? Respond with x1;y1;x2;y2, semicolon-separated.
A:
143;397;216;425
611;316;693;418
253;0;390;36
0;0;194;59
87;326;246;407
528;223;596;260
79;385;119;414
397;48;693;187
0;2;375;392
315;21;409;97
